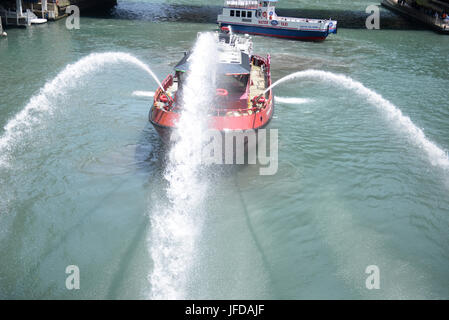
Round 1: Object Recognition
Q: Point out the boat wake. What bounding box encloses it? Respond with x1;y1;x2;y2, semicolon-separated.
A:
267;70;449;172
0;52;162;168
147;33;218;300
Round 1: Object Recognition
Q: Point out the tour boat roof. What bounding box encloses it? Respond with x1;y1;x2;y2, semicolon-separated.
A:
225;0;278;7
224;0;278;9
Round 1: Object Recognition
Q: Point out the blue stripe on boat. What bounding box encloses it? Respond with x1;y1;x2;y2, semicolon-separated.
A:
221;23;330;40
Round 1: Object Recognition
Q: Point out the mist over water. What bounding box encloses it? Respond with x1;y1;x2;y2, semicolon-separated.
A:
133;91;155;98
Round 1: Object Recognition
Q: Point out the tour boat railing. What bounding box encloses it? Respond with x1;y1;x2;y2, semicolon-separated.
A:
277;16;326;24
225;0;259;9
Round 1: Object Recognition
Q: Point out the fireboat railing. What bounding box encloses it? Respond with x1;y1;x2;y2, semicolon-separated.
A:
154;74;173;100
154;54;273;117
210;99;270;117
155;99;273;116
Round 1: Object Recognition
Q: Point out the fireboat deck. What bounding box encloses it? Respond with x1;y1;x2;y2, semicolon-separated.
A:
150;30;274;137
249;63;266;103
161;62;266;112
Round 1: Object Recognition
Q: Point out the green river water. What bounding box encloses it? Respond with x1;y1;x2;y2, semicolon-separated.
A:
0;0;449;299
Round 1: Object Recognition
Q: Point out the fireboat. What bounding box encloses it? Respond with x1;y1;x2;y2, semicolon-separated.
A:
149;28;274;143
217;0;337;41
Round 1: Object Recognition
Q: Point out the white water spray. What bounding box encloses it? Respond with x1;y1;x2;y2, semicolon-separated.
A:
148;33;218;300
266;70;449;171
132;91;155;98
275;96;313;105
0;52;162;167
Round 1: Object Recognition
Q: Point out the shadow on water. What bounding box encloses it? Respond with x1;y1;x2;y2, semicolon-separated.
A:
106;124;168;299
105;215;148;299
85;2;423;30
12;124;166;298
231;169;278;297
134;123;168;174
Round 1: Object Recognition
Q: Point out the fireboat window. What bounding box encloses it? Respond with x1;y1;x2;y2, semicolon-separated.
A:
230;10;235;17
242;11;246;18
236;11;241;17
247;11;252;18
